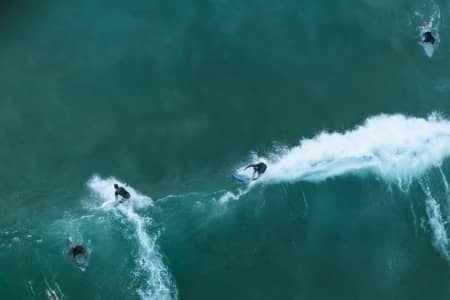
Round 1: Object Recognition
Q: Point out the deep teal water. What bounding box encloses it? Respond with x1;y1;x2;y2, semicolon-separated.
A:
2;0;450;299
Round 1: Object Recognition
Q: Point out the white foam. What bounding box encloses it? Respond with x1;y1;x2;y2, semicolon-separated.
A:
257;113;450;189
88;175;153;210
87;175;177;300
218;191;241;203
438;168;450;206
234;113;450;260
420;179;449;260
217;185;253;203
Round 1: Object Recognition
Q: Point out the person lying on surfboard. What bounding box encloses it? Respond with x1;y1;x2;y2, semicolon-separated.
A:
69;245;86;259
244;162;267;180
421;20;435;44
114;183;130;203
67;243;89;270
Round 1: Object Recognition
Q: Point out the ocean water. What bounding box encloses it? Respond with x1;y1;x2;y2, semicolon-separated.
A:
2;0;450;299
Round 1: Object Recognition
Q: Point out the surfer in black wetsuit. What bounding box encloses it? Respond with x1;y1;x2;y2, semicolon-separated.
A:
69;245;86;258
66;237;88;269
421;20;435;44
114;183;131;203
245;162;267;180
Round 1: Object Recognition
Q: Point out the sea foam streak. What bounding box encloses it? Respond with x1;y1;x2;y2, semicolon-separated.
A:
246;113;450;262
88;176;177;300
420;177;449;260
259;113;450;189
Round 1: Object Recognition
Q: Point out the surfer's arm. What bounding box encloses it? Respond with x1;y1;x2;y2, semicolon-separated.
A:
244;164;255;170
115;191;118;201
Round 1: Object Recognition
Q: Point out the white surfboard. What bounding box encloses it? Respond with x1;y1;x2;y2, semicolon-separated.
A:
423;42;434;57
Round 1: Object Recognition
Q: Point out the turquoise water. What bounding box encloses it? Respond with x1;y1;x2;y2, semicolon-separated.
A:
2;0;450;299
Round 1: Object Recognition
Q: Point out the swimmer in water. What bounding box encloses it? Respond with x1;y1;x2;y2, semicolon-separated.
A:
66;237;88;270
69;245;86;258
421;20;435;44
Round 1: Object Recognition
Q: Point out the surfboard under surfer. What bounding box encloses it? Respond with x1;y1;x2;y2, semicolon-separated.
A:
114;183;130;203
421;20;435;45
245;162;267;180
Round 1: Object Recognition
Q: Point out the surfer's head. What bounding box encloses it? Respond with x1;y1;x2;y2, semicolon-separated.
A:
114;183;119;189
423;32;435;44
69;245;86;258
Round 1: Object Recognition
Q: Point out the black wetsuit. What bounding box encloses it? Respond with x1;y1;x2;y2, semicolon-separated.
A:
115;187;130;199
70;245;86;258
246;162;267;175
423;31;435;44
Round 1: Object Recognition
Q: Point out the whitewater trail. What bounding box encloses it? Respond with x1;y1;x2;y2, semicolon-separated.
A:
230;113;450;262
256;113;450;188
87;176;177;300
